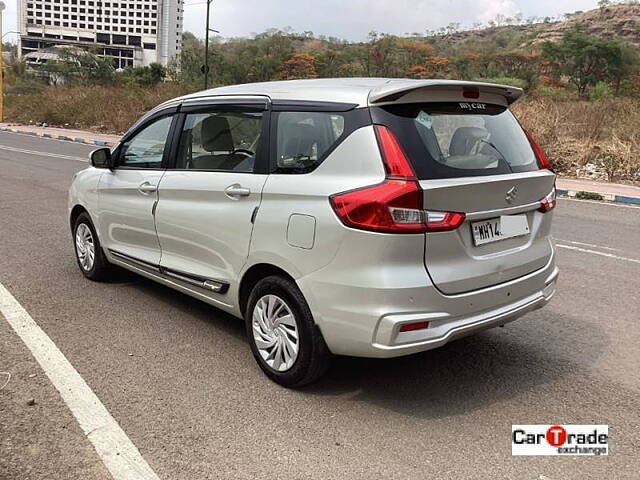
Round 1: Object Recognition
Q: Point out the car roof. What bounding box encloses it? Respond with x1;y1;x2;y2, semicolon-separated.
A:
167;78;523;108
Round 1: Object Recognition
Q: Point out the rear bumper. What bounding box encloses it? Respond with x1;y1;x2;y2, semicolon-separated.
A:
371;265;558;357
298;244;558;358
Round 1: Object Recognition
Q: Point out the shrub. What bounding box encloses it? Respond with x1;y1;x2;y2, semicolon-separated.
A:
596;135;633;182
575;191;604;200
535;85;577;101
5;83;191;133
589;81;613;101
119;63;167;87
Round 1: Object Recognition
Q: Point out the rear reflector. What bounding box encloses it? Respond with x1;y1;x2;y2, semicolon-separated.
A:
399;321;430;332
525;130;553;171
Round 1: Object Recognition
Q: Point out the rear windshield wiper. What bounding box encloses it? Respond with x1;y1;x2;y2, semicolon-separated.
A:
479;139;513;173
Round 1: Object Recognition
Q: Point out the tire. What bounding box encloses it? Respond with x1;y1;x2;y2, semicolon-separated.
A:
72;212;113;281
245;275;332;387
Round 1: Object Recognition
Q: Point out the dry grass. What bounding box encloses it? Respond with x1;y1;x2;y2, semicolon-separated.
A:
5;83;192;134
513;96;640;183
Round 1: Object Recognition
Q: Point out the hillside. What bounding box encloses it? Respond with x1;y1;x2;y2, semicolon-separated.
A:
415;4;640;49
532;4;640;47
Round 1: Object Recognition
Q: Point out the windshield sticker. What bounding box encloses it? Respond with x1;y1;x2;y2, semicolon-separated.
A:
459;102;487;110
416;111;433;129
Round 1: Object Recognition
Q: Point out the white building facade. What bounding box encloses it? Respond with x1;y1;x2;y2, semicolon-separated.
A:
18;0;183;68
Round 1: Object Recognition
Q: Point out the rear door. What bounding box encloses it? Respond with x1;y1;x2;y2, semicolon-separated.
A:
153;99;270;297
371;97;555;295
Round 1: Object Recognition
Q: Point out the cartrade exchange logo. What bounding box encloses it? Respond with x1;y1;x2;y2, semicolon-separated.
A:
512;425;608;456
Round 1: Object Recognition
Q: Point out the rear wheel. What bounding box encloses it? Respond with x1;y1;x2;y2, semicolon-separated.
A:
246;275;331;387
73;212;112;281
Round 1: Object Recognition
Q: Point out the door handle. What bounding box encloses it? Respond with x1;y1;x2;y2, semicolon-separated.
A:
138;182;158;195
224;184;251;198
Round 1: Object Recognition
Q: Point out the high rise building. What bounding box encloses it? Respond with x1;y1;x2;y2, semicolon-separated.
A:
18;0;183;68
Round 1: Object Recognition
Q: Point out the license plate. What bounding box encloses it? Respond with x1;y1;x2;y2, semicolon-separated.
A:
472;215;530;246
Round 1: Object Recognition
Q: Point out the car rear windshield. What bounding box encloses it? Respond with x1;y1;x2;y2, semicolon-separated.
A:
370;102;538;180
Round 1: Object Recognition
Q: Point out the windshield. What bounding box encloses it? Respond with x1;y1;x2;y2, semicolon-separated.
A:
371;102;538;180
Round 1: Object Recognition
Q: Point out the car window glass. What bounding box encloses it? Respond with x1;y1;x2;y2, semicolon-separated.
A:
119;116;173;168
275;112;345;173
372;103;538;179
176;111;263;172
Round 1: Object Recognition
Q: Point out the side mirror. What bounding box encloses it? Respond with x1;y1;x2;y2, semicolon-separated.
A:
90;147;113;169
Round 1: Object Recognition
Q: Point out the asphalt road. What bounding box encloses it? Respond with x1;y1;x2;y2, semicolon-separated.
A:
1;131;639;480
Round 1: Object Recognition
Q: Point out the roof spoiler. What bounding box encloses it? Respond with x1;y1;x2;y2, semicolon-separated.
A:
368;80;524;106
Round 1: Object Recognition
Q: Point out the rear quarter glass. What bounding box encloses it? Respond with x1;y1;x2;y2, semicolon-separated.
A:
270;108;371;174
370;102;538;180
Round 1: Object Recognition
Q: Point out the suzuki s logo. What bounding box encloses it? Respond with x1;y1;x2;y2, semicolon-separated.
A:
505;186;518;204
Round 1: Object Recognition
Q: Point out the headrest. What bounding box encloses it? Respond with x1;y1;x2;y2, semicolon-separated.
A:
281;123;317;159
449;126;489;156
201;116;233;152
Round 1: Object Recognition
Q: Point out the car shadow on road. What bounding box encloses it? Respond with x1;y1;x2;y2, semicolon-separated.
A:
302;313;606;420
101;269;606;421
128;273;248;342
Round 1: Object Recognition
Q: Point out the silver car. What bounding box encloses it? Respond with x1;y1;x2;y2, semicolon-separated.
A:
68;78;558;387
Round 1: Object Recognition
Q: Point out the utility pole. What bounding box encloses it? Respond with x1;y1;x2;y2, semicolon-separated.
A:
202;0;219;91
0;1;5;122
203;0;211;90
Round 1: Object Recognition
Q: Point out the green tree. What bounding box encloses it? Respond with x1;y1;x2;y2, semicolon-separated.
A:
606;42;638;94
542;27;638;97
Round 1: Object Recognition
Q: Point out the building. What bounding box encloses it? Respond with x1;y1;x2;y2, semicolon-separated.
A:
18;0;183;68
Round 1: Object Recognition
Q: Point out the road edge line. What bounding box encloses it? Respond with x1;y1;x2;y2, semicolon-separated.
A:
556;244;640;264
0;282;160;480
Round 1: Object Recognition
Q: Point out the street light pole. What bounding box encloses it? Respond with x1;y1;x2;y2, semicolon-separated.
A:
202;0;220;91
0;1;5;122
203;0;211;90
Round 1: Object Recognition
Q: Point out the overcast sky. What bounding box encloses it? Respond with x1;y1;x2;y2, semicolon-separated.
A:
2;0;599;43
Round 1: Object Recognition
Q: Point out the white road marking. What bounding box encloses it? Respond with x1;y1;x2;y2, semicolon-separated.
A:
556;244;640;265
559;197;640;209
556;239;620;252
0;282;160;480
0;144;88;162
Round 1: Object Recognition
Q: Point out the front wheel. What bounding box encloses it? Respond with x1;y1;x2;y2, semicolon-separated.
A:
246;276;332;387
73;212;113;281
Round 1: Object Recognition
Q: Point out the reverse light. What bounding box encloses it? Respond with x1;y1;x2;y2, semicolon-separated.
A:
525;130;553;171
425;211;466;232
329;126;465;234
538;184;557;213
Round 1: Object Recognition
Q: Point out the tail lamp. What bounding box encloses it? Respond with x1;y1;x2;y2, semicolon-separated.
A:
330;125;465;233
